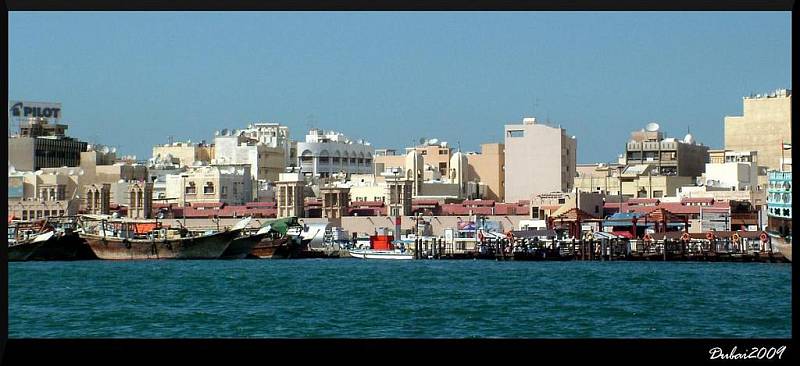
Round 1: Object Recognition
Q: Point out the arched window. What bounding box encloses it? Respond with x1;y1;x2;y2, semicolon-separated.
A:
186;181;196;194
204;182;215;194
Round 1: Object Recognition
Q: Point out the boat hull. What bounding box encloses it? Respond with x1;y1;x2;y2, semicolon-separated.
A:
349;250;413;260
81;230;238;260
250;237;301;259
28;233;97;261
220;232;267;259
8;240;49;261
772;238;792;262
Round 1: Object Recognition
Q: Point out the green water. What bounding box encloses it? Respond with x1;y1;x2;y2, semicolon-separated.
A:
7;260;792;338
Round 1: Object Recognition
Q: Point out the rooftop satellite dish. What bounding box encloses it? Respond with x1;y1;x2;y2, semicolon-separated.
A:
429;138;439;145
645;122;660;132
214;130;220;136
419;137;427;145
221;128;229;136
111;147;117;154
87;144;93;151
101;146;110;154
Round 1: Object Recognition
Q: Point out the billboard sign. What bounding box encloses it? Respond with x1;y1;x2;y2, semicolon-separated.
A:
8;176;24;198
9;101;62;122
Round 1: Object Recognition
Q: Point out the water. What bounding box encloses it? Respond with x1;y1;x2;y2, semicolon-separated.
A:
8;260;792;338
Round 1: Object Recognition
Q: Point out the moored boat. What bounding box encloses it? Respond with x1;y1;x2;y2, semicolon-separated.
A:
8;224;55;262
28;216;97;261
220;220;270;259
348;248;413;260
78;215;243;260
248;217;307;259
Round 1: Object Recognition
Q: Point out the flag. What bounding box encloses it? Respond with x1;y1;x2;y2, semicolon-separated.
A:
782;142;792;150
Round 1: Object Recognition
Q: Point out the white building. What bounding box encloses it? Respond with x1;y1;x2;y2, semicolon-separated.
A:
504;117;577;202
213;124;289;198
166;164;252;206
294;128;374;178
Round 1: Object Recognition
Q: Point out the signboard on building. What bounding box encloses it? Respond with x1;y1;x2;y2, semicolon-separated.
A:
9;101;62;122
8;176;24;198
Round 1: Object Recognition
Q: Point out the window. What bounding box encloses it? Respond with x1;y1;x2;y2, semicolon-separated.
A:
508;130;524;138
531;207;539;219
558;198;565;204
185;182;196;194
439;150;448;155
594;205;599;214
420;150;427;155
22;210;28;220
204;182;215;194
653;190;663;198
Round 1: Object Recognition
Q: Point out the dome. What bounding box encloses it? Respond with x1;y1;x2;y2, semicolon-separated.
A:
683;133;695;144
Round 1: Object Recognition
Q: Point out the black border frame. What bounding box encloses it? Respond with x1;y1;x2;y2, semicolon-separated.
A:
3;1;795;364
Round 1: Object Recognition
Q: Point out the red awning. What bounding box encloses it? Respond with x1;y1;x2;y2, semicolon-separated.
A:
611;231;634;239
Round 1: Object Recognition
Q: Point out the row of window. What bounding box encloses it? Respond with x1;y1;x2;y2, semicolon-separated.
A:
768;181;792;191
768;192;792;203
769;207;792;218
19;209;66;220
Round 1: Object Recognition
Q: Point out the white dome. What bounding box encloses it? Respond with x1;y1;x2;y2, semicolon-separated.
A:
683;133;695;144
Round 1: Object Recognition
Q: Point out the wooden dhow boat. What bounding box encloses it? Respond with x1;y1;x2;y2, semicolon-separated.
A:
8;220;56;261
78;215;247;260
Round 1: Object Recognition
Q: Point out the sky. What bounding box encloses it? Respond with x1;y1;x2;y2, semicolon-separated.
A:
8;12;792;163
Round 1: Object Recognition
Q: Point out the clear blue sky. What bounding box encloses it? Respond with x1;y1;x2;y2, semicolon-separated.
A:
8;12;792;163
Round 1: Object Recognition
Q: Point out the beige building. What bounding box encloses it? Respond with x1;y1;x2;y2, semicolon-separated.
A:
320;186;350;219
574;164;695;199
8;118;88;171
465;143;505;202
151;141;214;167
275;170;305;218
624;124;709;178
504;117;577;202
84;183;111;215
724;88;792;171
166;164;253;206
405;140;452;177
530;191;605;220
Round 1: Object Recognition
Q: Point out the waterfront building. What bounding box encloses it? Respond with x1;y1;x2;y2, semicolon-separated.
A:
320;186;350;219
404;139;452;177
165;164;253;207
384;170;412;217
464;143;505;202
294;128;374;178
213;127;287;184
126;182;153;219
151;140;214;167
8;117;88;171
724;89;792;172
504;117;577;202
84;183;111;215
624;123;709;178
373;142;498;201
529;191;604;221
275;168;306;218
766;170;792;237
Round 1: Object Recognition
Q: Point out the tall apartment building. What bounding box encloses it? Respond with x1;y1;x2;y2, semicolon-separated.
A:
624;123;709;178
724;89;792;171
465;143;505;202
8;117;88;171
294;128;374;178
504;117;576;202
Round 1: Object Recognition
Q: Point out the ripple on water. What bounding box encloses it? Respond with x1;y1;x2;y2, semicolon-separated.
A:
8;260;792;338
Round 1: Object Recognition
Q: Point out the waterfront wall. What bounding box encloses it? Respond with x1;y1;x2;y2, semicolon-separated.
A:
180;215;531;237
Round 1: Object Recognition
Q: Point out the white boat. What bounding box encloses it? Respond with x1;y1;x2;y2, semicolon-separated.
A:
348;248;413;260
